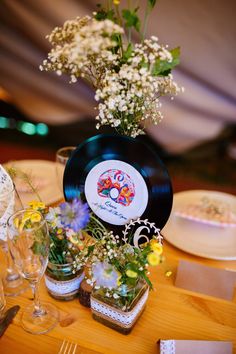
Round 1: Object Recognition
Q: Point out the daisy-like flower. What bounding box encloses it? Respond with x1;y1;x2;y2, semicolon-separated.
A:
46;206;63;228
60;198;90;232
92;261;121;289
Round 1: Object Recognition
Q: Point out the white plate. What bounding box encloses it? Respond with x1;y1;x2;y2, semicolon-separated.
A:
162;190;236;260
4;160;64;206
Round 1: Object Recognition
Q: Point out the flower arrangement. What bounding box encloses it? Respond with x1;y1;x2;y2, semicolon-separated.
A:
25;199;91;271
7;167;108;269
40;0;183;138
22;199;163;308
8;162;164;311
82;230;163;310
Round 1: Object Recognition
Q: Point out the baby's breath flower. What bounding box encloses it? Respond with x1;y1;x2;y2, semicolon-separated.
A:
41;11;182;138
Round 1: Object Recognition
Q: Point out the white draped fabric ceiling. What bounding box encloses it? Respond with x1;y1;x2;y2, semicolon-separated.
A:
0;0;235;152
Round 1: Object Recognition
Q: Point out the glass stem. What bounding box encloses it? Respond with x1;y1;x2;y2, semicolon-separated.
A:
31;282;45;316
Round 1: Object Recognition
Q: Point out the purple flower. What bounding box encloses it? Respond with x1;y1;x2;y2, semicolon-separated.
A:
92;261;121;289
60;198;90;232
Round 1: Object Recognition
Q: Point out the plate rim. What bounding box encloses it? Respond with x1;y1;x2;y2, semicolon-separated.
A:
163;189;236;261
4;159;63;205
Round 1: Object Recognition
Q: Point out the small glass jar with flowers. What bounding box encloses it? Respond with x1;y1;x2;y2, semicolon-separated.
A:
29;199;91;301
82;229;163;334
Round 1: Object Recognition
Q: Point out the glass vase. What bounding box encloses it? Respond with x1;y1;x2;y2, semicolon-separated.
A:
45;262;84;301
91;281;149;334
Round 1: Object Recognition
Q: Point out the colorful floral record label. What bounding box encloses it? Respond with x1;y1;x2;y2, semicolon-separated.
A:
84;160;148;225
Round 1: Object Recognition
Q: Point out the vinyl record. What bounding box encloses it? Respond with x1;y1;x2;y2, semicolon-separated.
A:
63;134;173;232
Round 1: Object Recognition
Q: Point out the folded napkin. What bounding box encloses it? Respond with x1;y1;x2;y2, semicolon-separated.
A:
159;340;233;354
0;165;15;241
175;260;236;301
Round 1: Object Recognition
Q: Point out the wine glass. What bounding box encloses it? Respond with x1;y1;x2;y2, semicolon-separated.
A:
8;209;59;334
0;184;28;296
55;146;76;192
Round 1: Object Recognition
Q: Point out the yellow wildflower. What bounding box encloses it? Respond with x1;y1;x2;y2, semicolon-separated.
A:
22;211;32;222
150;239;163;255
30;212;41;223
16;211;42;232
126;269;138;278
117;274;122;286
28;201;45;210
147;252;160;266
113;0;120;5
18;211;33;231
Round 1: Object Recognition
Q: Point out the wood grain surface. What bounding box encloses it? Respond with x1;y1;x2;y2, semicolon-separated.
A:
0;240;235;354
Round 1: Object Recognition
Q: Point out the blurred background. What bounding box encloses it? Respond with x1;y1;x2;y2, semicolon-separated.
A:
0;0;235;194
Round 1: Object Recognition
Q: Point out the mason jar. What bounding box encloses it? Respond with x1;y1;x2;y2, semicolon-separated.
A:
45;262;84;301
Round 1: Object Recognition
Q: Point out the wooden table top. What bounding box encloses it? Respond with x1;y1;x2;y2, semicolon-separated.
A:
0;238;235;354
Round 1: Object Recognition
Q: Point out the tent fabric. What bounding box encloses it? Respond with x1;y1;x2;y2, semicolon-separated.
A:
0;0;235;152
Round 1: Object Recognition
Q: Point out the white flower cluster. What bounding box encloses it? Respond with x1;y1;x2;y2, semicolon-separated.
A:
40;17;123;85
95;37;182;137
89;231;120;265
41;18;183;137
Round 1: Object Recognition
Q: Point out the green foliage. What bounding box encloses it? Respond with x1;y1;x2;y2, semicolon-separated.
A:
31;241;47;257
122;9;141;32
49;232;69;264
31;230;48;257
95;5;115;21
122;43;133;62
170;46;181;67
142;271;153;289
148;0;157;9
152;47;180;76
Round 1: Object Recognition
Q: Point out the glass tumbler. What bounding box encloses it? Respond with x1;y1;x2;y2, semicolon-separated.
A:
55;146;76;193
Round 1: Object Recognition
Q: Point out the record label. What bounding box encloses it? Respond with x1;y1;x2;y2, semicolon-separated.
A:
84;160;148;225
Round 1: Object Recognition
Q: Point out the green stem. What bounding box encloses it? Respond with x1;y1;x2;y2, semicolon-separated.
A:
14;186;24;209
26;179;42;202
142;1;150;41
128;28;131;43
49;247;59;263
114;5;124;56
106;0;112;11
